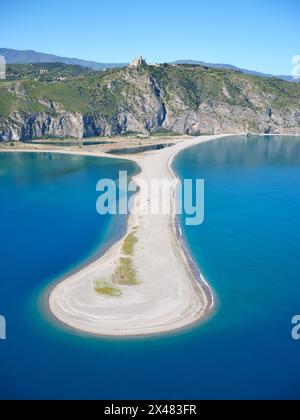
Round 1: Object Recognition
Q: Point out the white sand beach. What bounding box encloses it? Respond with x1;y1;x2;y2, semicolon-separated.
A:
48;135;226;337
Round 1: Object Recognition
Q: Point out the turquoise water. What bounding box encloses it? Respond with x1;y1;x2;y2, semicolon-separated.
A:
1;136;300;400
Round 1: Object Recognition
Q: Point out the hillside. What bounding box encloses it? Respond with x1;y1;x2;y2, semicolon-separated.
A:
1;63;300;141
170;60;298;82
5;63;94;81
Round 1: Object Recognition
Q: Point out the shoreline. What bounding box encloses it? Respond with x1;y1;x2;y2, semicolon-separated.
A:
2;135;227;337
168;145;216;313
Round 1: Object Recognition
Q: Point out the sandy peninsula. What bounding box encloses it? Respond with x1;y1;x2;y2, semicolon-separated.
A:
46;135;226;337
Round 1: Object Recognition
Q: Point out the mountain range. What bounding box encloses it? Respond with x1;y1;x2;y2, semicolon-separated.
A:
0;48;127;70
170;60;296;82
0;48;297;82
1;61;300;141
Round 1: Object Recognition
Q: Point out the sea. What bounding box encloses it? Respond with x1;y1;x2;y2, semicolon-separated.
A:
0;136;300;400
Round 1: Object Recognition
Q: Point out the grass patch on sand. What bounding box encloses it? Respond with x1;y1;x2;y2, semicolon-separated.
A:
122;230;138;256
113;257;139;286
94;281;122;297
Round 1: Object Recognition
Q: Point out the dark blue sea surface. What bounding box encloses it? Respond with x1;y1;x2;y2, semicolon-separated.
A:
0;136;300;400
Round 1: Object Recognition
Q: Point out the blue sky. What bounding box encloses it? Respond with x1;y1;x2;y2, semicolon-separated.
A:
2;0;299;74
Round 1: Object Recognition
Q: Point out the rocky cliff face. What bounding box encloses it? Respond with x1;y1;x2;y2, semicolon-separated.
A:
163;103;300;136
1;103;300;142
1;65;300;141
0;111;84;141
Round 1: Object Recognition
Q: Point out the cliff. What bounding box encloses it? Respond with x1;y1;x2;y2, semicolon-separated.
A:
1;64;300;141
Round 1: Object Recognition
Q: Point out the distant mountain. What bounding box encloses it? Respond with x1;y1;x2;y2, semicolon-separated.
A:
0;48;128;70
1;49;298;82
170;60;299;82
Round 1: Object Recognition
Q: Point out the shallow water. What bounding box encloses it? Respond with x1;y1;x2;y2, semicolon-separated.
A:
173;135;300;399
1;136;300;400
107;143;175;155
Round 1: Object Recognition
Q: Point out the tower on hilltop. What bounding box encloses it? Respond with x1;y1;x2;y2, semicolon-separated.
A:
130;56;147;68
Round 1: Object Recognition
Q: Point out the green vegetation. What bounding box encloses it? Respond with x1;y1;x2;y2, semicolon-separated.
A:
94;281;122;297
0;87;20;117
1;62;300;131
150;128;181;137
5;63;93;82
23;80;94;114
149;64;300;112
113;257;139;286
0;66;128;117
122;231;138;256
94;228;140;297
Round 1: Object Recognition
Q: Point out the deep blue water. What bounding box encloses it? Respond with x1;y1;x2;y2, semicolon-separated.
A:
1;136;300;400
